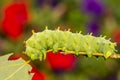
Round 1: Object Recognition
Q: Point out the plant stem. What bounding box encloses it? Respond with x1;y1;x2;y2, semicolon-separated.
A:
61;51;120;59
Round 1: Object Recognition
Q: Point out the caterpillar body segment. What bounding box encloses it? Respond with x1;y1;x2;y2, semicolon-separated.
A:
25;29;117;61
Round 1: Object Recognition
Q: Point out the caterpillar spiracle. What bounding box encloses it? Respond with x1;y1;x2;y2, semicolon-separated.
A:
25;27;117;61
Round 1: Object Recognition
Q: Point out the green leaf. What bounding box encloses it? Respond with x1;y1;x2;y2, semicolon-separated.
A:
0;53;33;80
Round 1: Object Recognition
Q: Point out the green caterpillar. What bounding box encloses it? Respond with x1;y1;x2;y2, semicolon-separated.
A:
25;27;117;61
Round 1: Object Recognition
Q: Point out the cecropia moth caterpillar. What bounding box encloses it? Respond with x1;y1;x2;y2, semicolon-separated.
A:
25;27;117;61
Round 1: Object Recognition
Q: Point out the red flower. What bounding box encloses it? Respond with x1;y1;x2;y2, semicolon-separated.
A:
29;66;48;80
46;51;76;71
112;28;120;45
1;2;28;40
8;53;21;60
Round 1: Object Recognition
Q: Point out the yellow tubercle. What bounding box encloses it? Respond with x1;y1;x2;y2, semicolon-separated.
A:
57;26;60;30
113;42;117;46
103;36;107;38
31;29;35;34
45;26;48;30
79;31;82;34
90;32;93;36
68;28;71;31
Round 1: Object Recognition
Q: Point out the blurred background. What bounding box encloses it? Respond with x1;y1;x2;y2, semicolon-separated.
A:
1;0;120;80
